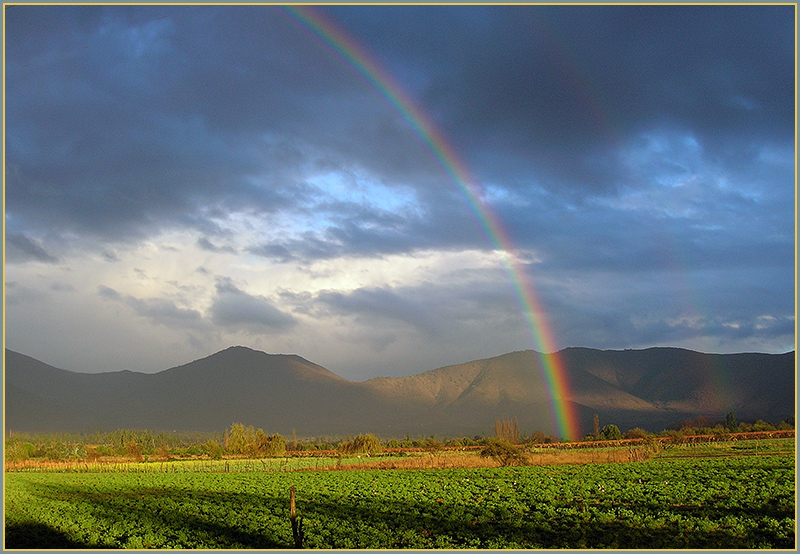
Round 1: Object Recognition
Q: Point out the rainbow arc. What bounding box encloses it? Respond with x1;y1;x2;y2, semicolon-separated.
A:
287;6;581;442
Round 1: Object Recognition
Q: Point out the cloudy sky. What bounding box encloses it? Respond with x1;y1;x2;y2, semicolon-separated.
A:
4;4;795;379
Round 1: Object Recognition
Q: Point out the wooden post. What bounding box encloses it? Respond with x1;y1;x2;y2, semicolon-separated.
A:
290;486;304;548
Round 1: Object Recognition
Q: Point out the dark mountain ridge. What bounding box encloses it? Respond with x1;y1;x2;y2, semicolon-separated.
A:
4;346;795;438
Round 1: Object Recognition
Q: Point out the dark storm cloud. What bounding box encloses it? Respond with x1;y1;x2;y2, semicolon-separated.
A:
413;5;794;192
6;5;792;252
4;5;391;242
318;4;793;206
4;4;794;370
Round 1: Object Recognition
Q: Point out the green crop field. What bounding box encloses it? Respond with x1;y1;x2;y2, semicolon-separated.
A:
5;448;795;549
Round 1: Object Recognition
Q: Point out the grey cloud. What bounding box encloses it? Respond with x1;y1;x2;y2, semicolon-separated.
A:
246;195;486;265
631;315;795;351
536;261;795;354
98;285;203;328
210;279;297;332
50;282;75;292
97;285;122;300
6;233;59;263
313;279;527;340
124;297;204;327
247;243;296;264
318;287;442;336
5;281;52;307
101;250;120;262
197;237;236;254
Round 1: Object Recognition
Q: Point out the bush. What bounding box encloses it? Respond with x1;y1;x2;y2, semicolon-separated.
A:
777;419;795;430
661;429;687;444
127;441;143;462
85;446;103;461
480;438;527;467
4;440;33;462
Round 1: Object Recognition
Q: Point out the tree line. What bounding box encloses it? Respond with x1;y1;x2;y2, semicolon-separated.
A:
5;413;794;463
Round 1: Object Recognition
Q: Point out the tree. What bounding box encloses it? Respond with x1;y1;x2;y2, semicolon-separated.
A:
422;436;443;452
255;430;286;457
624;428;650;440
752;420;776;432
592;414;600;439
494;418;520;444
225;423;248;454
480;438;527;466
725;411;737;432
202;440;224;460
339;434;382;456
526;430;560;444
599;424;621;441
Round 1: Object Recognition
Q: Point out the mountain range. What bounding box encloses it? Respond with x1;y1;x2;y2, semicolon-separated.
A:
4;346;795;439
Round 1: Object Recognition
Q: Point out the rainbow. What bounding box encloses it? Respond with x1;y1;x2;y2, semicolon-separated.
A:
286;6;582;441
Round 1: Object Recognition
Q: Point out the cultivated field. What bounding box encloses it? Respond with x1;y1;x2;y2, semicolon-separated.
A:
4;438;795;549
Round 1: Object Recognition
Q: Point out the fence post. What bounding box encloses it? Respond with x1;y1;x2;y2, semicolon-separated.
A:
290;486;304;548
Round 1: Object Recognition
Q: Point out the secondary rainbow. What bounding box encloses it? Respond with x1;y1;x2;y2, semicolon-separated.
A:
287;6;582;442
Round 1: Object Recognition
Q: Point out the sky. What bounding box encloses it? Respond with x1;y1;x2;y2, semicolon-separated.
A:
4;4;796;380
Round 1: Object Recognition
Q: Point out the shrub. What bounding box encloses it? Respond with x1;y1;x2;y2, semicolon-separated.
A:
127;441;144;462
480;438;527;467
4;440;32;462
422;437;443;452
661;429;687;444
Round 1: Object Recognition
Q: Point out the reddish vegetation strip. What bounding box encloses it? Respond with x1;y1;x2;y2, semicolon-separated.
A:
281;430;794;456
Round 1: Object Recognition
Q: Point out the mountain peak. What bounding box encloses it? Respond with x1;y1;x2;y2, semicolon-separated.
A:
4;347;794;436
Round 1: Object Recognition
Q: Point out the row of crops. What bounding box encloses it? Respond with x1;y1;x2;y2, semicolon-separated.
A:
4;454;398;474
5;449;795;549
